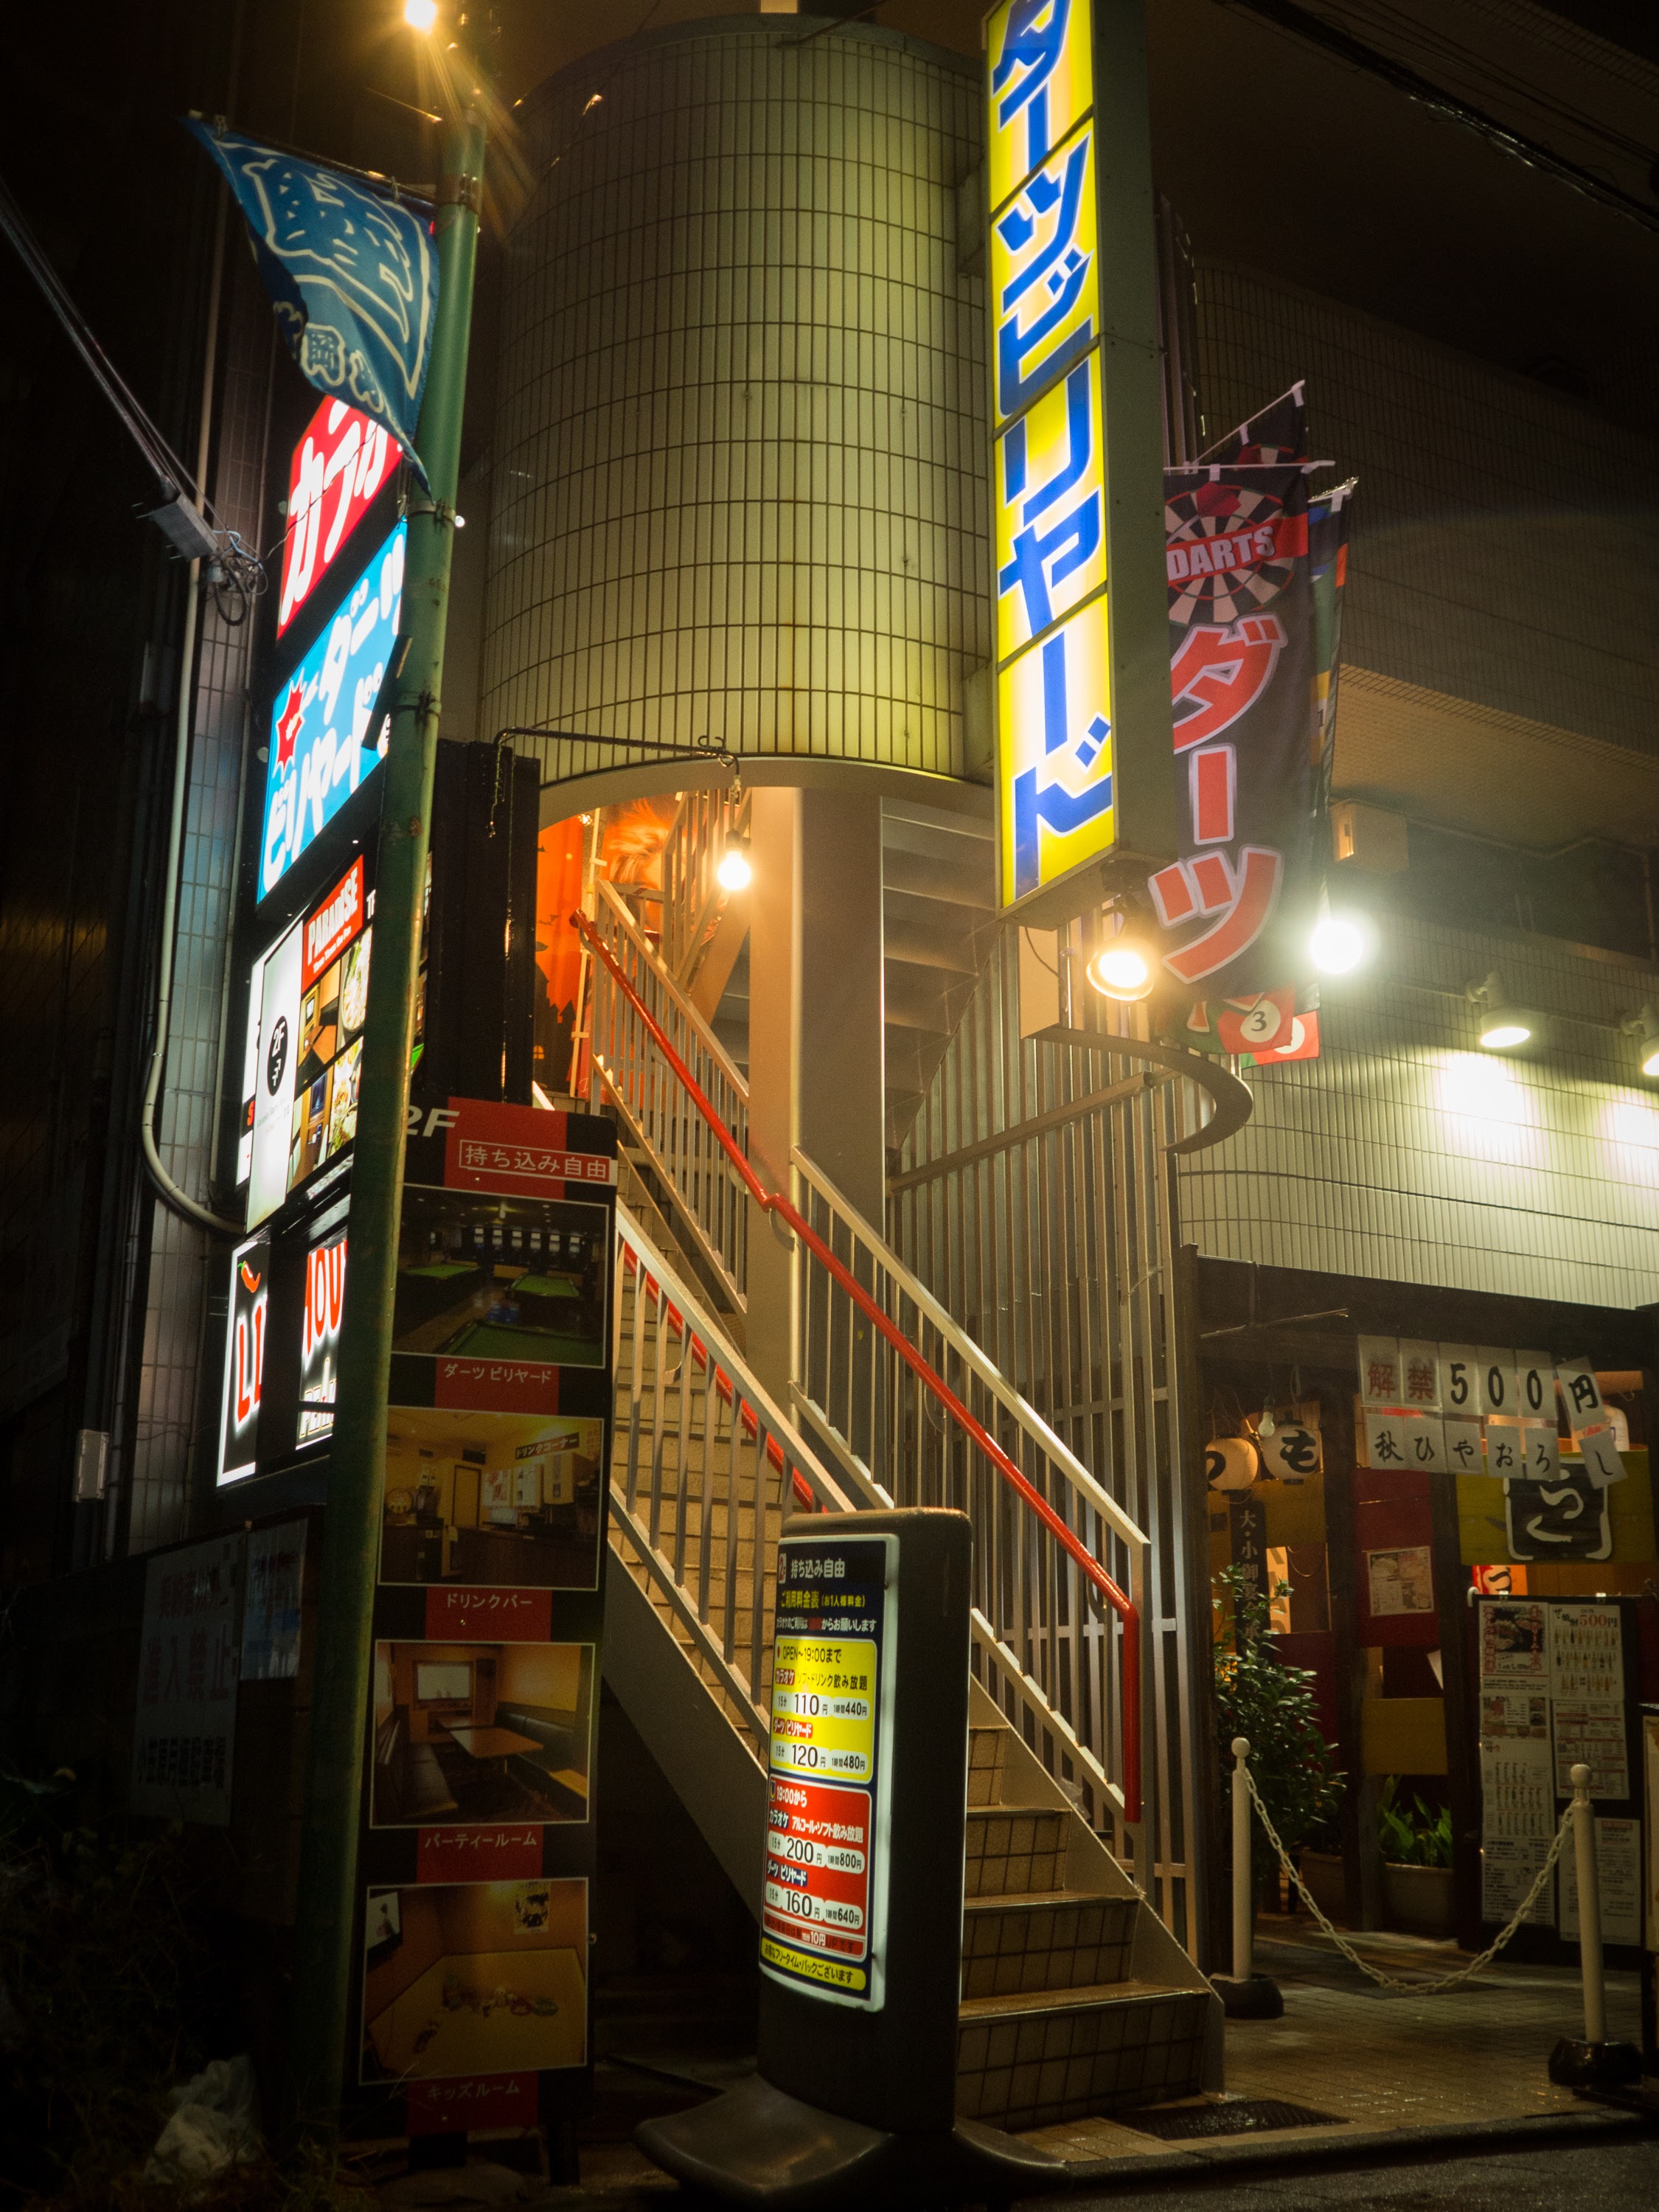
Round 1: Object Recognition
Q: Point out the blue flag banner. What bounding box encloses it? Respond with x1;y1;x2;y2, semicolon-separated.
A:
187;122;437;480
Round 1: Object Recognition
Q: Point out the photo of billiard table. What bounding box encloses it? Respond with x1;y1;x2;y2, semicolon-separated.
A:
392;1183;610;1369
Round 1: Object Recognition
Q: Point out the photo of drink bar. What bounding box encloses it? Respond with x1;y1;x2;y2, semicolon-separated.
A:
371;1640;594;1827
361;1879;587;2084
393;1186;608;1368
380;1407;602;1590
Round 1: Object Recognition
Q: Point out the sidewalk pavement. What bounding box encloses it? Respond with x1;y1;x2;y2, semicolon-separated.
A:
1020;1920;1648;2176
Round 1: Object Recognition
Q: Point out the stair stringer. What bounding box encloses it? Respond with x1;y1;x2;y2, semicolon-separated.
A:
970;1680;1223;2092
601;1548;769;1911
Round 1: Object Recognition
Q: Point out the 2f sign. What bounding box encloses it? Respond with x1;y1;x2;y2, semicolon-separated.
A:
408;1106;459;1138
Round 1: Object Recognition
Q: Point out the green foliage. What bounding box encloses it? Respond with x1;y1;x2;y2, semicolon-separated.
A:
1213;1566;1344;1889
1377;1777;1452;1868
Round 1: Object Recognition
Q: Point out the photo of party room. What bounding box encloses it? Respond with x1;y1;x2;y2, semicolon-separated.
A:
361;1879;586;2083
380;1407;603;1589
371;1640;594;1827
393;1186;608;1368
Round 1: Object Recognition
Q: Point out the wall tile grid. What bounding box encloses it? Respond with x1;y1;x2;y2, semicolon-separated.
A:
1192;261;1659;757
481;24;990;774
1178;917;1659;1309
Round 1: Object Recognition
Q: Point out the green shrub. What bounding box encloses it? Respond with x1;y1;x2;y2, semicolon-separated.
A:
1212;1565;1344;1890
1377;1777;1452;1868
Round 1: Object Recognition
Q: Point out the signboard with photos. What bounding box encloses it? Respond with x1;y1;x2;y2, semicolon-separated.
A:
356;1099;616;2136
1354;1335;1652;1566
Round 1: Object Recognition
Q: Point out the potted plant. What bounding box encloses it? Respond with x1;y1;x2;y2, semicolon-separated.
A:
1213;1566;1344;1912
1296;1818;1346;1924
1377;1778;1455;1937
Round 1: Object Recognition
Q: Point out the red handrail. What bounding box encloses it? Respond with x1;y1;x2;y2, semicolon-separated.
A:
577;908;1141;1823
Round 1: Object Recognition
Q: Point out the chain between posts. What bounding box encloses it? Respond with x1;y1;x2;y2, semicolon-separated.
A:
1240;1762;1573;1995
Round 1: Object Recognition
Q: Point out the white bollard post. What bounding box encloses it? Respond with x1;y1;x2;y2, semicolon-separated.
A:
1211;1734;1281;2017
1571;1761;1607;2046
1547;1759;1639;2086
1231;1735;1253;1984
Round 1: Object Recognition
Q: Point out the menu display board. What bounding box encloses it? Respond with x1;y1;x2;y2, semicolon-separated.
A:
762;1534;897;2011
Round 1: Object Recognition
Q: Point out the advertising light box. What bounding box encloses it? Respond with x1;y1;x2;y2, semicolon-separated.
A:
217;1231;271;1484
260;519;405;904
240;854;372;1228
278;397;398;636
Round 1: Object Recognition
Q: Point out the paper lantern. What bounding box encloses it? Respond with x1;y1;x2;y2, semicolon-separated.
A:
1205;1436;1259;1491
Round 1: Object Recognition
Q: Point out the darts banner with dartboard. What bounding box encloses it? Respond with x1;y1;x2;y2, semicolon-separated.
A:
1150;380;1350;1068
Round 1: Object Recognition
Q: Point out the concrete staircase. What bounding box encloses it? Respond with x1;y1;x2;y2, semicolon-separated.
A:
600;1208;1220;2134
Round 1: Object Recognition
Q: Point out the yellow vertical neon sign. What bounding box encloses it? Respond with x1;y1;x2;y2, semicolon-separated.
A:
987;0;1115;914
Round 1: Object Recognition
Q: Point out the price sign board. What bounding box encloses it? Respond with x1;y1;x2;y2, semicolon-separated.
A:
761;1534;897;2010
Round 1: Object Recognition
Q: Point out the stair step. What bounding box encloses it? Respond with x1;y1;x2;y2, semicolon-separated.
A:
964;1806;1068;1897
960;1891;1137;2000
966;1724;1010;1806
956;1980;1211;2132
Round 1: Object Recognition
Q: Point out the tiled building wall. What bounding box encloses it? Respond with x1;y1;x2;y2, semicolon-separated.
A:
1178;919;1659;1310
481;18;990;774
1192;262;1659;757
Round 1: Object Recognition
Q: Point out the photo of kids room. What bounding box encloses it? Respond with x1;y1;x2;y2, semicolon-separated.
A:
361;1879;587;2083
371;1641;594;1827
393;1186;609;1369
380;1408;603;1589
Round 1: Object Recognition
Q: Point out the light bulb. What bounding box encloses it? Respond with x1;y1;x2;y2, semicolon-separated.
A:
1644;1048;1659;1079
716;841;751;892
1310;913;1369;975
404;0;439;29
1088;942;1154;1001
1479;1019;1531;1051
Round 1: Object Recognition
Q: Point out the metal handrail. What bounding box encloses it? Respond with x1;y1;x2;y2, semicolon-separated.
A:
577;907;1146;1823
611;1201;874;1743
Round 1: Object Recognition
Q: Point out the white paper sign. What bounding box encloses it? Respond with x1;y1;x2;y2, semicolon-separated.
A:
1479;1599;1551;1684
1440;1345;1480;1416
1478;1690;1549;1739
1482;1837;1552;1927
1484;1415;1524;1480
1363;1406;1410;1472
1358;1335;1402;1405
131;1534;243;1825
1559;1816;1643;1947
1397;1340;1441;1411
1554;1699;1630;1800
1480;1731;1555;1840
1551;1601;1623;1699
1518;1420;1559;1483
1399;1412;1447;1474
1554;1358;1604;1427
1514;1352;1554;1421
1572;1423;1626;1487
1444;1415;1484;1476
1367;1544;1435;1616
1478;1347;1519;1418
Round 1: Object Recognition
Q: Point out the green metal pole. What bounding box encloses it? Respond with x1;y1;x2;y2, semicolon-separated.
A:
290;67;487;2129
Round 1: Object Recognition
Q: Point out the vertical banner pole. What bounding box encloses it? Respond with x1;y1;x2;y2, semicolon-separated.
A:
289;75;487;2128
1571;1761;1607;2046
1231;1736;1252;1983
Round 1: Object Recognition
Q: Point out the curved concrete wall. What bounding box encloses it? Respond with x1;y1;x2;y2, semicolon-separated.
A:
481;17;989;779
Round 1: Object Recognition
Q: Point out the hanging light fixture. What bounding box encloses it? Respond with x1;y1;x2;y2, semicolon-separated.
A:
1620;1004;1659;1079
717;835;751;892
1467;971;1538;1052
1085;908;1158;1002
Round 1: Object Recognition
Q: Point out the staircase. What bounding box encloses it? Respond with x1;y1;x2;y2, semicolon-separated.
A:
582;863;1220;2127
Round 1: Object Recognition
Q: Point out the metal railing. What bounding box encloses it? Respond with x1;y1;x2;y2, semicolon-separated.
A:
661;782;751;990
792;1152;1150;1843
587;877;750;1312
578;905;1149;1827
611;1202;872;1746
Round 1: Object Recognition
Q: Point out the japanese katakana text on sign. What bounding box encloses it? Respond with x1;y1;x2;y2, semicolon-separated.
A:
987;0;1118;913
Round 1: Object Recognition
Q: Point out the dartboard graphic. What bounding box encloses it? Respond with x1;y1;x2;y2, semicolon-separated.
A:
1165;479;1297;627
